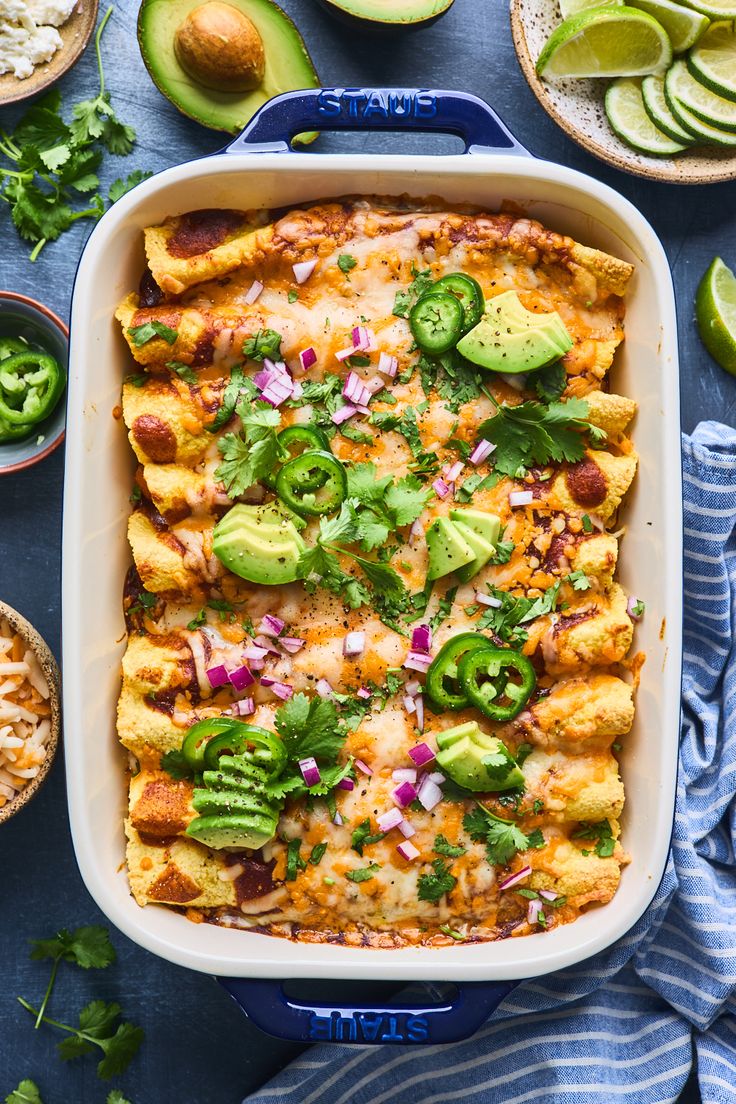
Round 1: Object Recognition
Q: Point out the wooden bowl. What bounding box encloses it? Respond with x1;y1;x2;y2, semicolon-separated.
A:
0;601;60;825
510;0;736;185
0;0;99;109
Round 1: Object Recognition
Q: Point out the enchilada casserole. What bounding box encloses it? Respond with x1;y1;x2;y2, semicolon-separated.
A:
114;197;640;947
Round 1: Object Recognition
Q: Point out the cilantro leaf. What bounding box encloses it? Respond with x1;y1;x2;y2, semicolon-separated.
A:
417;858;457;902
463;804;531;866
530;360;567;403
127;321;177;347
384;474;431;527
346;863;380;883
433;834;466;858
285;838;305;881
351;819;385;856
214;400;284;496
309;842;328;865
393;264;434;318
208;366;252;432
5;1080;43;1104
160;749;193;780
274;692;346;763
418;350;483;413
476;583;560;645
566;570;592;591
337;254;357;275
108;170;152;204
95;1021;145;1080
482;746;519;783
572;819;616;858
478;398;603;478
167;360;197;385
30;926;115;971
243;328;282;361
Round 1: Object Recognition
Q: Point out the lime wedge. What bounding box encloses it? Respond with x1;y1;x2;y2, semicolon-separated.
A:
687;21;736;100
559;0;622;19
696;257;736;375
642;74;697;141
605;76;689;153
664;68;736;142
681;0;736;19
628;0;709;52
537;7;674;79
667;58;736;130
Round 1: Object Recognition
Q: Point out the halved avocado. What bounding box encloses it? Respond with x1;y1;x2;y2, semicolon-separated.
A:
314;0;455;30
138;0;320;136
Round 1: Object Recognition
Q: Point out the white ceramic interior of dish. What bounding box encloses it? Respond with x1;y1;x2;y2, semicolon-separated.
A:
63;146;682;980
511;0;736;184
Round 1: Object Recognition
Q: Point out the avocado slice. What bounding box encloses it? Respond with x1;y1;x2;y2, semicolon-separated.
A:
315;0;455;29
452;522;495;583
425;517;476;581
213;503;306;585
192;788;279;817
449;508;501;548
186;812;278;850
138;0;320;136
436;722;524;792
457;290;574;375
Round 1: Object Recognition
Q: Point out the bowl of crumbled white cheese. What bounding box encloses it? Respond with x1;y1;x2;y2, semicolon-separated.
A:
0;0;99;104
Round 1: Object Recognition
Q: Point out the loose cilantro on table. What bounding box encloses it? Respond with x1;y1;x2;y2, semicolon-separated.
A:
433;834;466;858
463;804;537;867
242;328;283;362
127;321;177;347
108;171;150;204
572;819;616;858
351;819;386;856
215;399;286;497
478;397;606;479
392;263;434;318
17;998;143;1080
166;360;197;385
5;1081;43;1104
0;8;144;261
417;859;457;903
475;583;560;646
28;927;115;1030
346;864;380;883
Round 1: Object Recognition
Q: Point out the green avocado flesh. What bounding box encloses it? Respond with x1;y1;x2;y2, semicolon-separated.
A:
186;814;277;849
213;503;306;585
426;508;502;582
138;0;319;136
425;517;475;581
187;753;281;850
317;0;455;26
436;722;524;792
457;290;573;374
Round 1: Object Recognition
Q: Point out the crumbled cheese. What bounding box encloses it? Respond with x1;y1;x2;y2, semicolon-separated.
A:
0;0;76;79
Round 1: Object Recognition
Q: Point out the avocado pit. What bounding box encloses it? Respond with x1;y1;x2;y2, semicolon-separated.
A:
174;1;265;92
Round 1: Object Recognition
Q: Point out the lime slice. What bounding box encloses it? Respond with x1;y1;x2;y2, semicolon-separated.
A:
664;68;736;142
628;0;709;52
667;58;736;130
605;76;689;153
537;7;674;79
642;74;698;141
681;0;736;19
687;21;736;100
559;0;622;20
695;257;736;375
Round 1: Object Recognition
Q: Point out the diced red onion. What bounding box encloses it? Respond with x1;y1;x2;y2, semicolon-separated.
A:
377;807;404;832
243;645;269;661
299;757;321;787
378;352;398;378
501;372;527;392
427;771;445;785
354;403;371;416
411;624;432;654
355;758;373;776
253;636;281;655
253;367;272;390
444;461;465;483
293;258;318;284
404;651;432;673
331;403;357;425
230;697;255;717
365;376;385;395
476;591;503;608
228;665;255;691
333;811;344;826
392;767;417;783
627;596;644;621
299;346;317;371
398;819;416;839
260;376;293;407
258;614;285;638
498;864;532;891
528;898;543;925
405;680;421;697
337;778;355;791
414;696;425;733
392;780;417;807
403;694;417;715
343;631;365;657
417;775;442;811
244;279;264;305
315;678;333;698
539;889;557;902
409;519;423;544
408;742;435;767
343;372;372;407
335;345;356;363
469;438;496;465
352;325;370;350
397;840;420;861
291;379;304;400
260;678;293;701
509;490;534;507
433;477;451;500
279;636;305;654
206;664;229;688
356;687;372;701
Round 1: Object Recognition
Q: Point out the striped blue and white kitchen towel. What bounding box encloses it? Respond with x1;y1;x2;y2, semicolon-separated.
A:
244;421;736;1104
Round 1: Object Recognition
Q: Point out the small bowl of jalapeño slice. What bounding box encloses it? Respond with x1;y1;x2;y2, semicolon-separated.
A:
0;292;67;476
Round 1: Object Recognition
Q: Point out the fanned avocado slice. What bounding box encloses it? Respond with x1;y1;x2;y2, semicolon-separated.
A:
186;813;277;849
315;0;455;29
138;0;319;136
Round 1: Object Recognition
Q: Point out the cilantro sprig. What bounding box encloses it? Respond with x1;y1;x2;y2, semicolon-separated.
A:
215;398;287;497
17;998;143;1080
0;8;147;261
28;926;115;1029
5;1081;43;1104
475;583;560;646
572;819;616;857
417;858;457;903
478;397;606;479
463;804;544;866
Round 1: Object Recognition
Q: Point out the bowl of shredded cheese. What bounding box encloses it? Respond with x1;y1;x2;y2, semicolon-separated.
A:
0;600;60;824
0;0;99;107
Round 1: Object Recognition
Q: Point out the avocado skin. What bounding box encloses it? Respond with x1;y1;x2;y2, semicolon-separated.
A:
213;503;306;585
425;517;476;581
137;0;320;136
436;722;524;792
313;0;455;30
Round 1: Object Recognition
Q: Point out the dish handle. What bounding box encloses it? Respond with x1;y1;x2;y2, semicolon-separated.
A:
218;977;519;1045
224;88;529;157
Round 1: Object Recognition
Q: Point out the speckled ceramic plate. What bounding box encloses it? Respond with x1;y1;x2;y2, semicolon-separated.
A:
510;0;736;184
0;601;60;826
0;0;99;108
